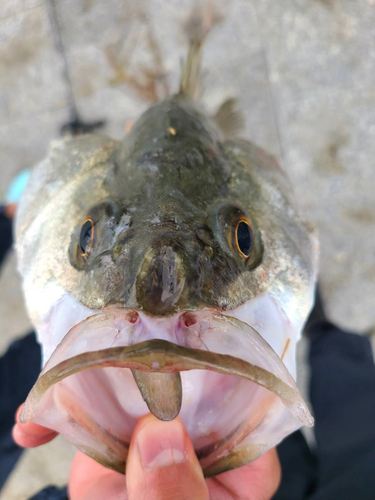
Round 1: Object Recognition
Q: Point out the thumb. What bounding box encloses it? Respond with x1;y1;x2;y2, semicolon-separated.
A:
126;414;209;500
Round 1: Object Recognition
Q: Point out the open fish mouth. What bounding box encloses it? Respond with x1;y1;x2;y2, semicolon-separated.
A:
21;307;313;477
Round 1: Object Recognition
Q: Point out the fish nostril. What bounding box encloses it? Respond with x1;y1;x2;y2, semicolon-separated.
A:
182;312;197;327
136;245;185;315
127;310;139;324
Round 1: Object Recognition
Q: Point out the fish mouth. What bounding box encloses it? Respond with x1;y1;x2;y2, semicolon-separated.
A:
21;307;313;477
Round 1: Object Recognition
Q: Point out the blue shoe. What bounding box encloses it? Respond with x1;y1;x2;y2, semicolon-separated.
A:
5;169;31;205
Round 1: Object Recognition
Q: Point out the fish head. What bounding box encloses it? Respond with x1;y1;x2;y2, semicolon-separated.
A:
16;97;318;476
65;98;314;320
67;188;265;318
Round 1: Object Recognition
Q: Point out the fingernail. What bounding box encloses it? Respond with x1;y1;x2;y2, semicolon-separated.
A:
136;418;187;469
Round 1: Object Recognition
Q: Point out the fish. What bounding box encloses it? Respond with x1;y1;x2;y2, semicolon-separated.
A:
15;10;318;477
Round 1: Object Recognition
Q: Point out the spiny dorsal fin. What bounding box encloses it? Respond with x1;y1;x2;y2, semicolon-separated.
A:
214;98;245;138
179;5;222;100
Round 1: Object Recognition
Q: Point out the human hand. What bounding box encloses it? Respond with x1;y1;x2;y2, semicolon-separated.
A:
3;203;17;219
13;406;280;500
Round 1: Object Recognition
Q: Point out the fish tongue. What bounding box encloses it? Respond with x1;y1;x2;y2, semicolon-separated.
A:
131;370;182;421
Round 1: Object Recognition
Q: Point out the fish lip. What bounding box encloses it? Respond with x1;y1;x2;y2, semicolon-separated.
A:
21;308;314;476
21;335;313;428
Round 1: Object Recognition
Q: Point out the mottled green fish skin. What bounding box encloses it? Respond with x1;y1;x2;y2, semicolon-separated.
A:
16;93;315;321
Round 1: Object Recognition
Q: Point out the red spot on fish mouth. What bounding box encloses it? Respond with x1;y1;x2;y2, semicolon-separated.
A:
127;310;139;324
182;312;197;327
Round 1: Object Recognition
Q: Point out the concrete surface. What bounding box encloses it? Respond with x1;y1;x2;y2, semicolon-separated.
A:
0;0;374;496
0;437;75;500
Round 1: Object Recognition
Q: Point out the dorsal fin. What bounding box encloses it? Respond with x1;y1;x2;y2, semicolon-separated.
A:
179;5;222;100
214;98;245;138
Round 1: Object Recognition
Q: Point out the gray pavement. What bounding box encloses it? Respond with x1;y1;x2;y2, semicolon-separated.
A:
0;0;374;497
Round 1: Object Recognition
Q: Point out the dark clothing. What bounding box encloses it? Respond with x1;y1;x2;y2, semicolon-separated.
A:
0;209;13;263
0;332;41;490
0;210;42;490
29;486;68;500
274;322;375;500
309;323;375;500
275;429;317;499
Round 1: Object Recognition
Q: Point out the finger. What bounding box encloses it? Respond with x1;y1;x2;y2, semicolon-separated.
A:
207;448;281;500
12;404;58;448
69;451;126;500
126;414;209;500
4;203;17;219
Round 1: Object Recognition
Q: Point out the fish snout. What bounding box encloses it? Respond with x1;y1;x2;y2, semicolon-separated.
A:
136;245;187;315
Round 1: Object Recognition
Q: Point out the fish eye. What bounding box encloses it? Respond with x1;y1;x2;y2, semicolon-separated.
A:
79;218;94;257
234;219;254;258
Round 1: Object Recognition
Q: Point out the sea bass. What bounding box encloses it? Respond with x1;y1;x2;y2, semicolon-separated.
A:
15;17;318;477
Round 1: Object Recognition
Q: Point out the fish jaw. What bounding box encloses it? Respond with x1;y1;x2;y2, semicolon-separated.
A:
21;298;313;476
